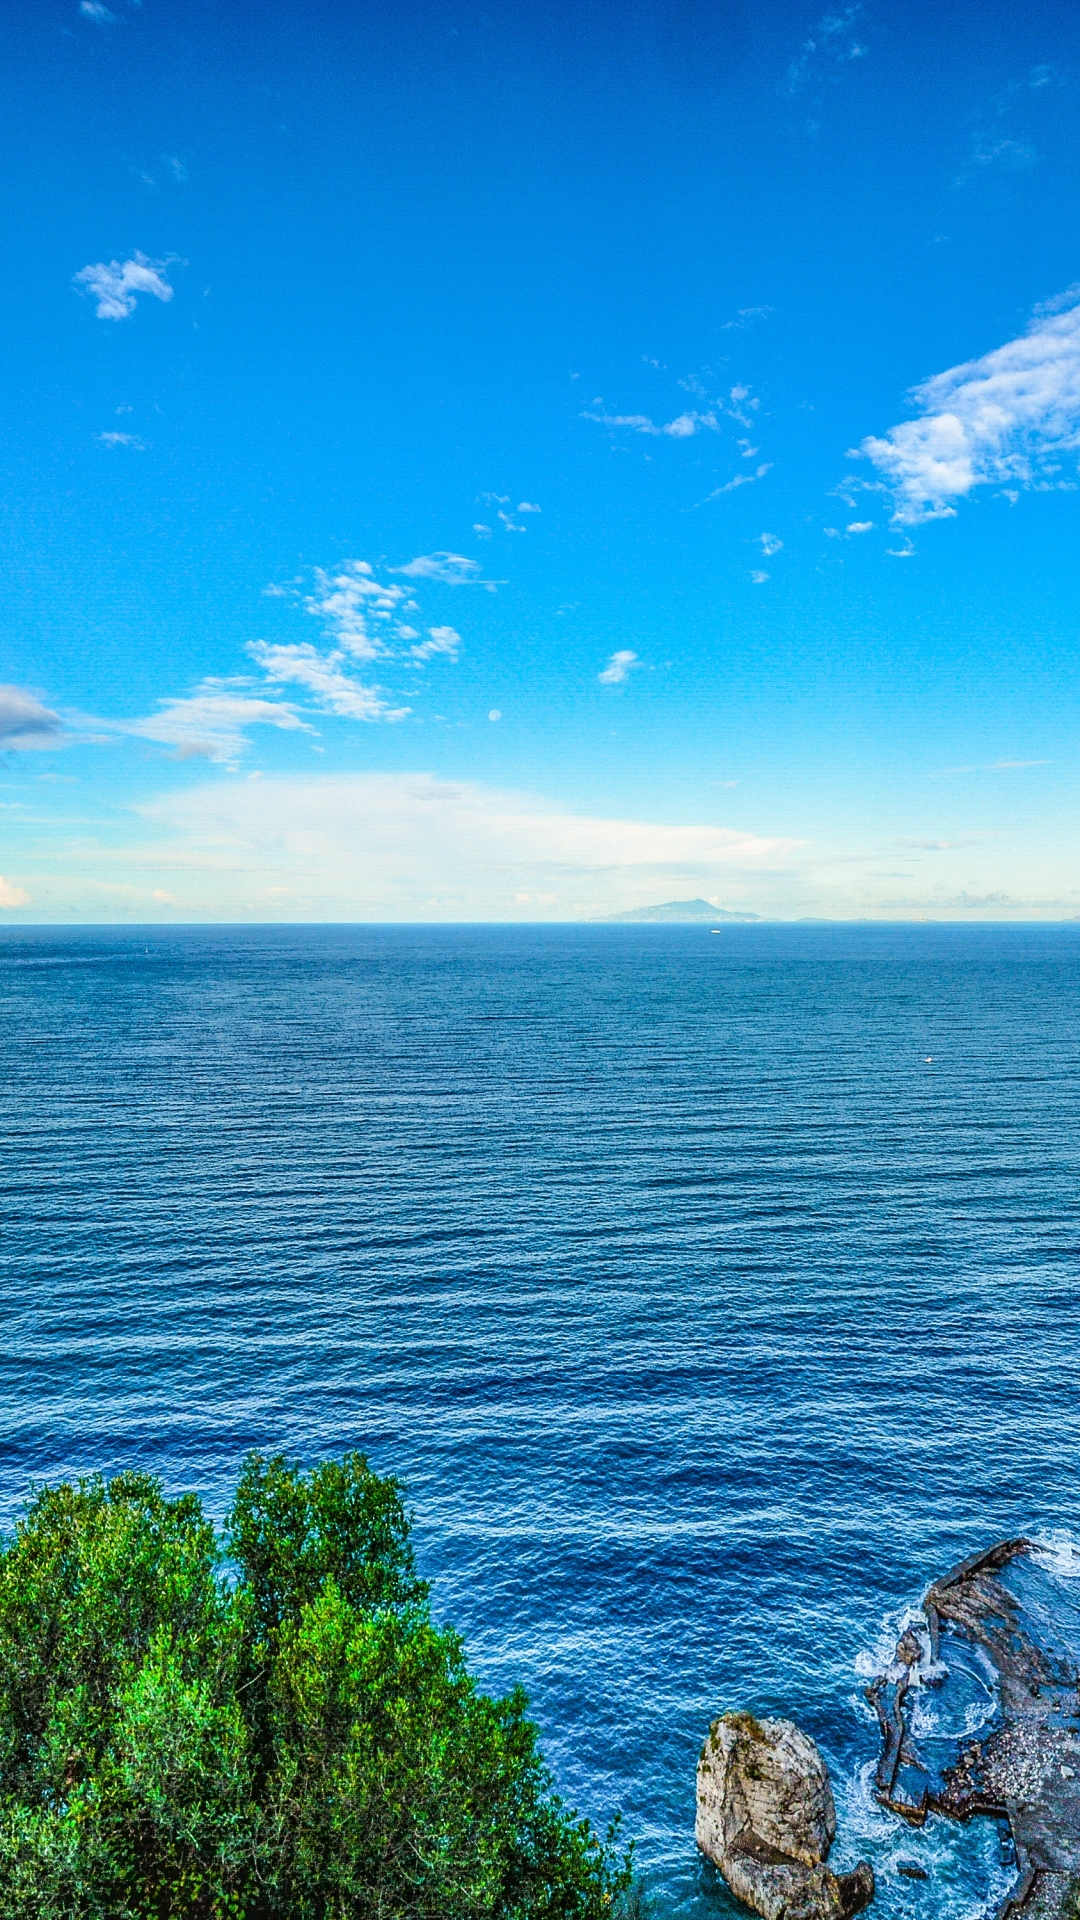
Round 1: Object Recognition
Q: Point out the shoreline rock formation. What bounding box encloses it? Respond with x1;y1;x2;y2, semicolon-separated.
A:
696;1711;875;1919
869;1539;1080;1919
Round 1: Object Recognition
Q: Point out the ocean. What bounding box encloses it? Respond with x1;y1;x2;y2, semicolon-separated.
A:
4;921;1080;1918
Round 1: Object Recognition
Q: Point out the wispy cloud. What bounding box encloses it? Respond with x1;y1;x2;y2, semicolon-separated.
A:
964;136;1036;176
758;532;783;556
248;645;407;722
585;379;771;507
930;757;1050;778
97;430;145;449
390;553;485;584
956;63;1063;186
251;557;469;723
750;570;770;584
787;4;868;95
306;562;410;661
74;252;174;320
699;463;772;503
894;836;993;851
409;626;460;665
584;409;720;438
0;686;64;750
0;877;30;908
722;307;774;330
122;687;312;764
478;494;541;533
852;290;1080;523
79;1;116;21
598;650;638;685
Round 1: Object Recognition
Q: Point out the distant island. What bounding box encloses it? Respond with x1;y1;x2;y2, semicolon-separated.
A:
602;899;760;923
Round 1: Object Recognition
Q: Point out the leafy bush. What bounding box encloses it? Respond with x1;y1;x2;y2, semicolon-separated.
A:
0;1453;631;1920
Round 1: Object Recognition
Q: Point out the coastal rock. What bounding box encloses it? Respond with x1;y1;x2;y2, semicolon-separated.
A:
869;1539;1080;1918
696;1711;875;1919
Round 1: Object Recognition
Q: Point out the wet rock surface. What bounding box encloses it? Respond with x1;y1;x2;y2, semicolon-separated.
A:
870;1539;1080;1919
696;1711;875;1919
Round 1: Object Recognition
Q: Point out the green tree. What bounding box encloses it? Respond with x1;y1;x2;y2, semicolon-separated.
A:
0;1454;631;1920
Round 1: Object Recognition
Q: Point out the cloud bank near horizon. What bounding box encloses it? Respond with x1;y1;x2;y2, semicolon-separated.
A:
6;765;1071;922
37;773;796;920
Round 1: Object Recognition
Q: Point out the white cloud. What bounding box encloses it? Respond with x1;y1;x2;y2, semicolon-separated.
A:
788;5;868;92
750;570;770;584
74;252;174;320
306;562;408;661
121;687;312;764
250;556;471;721
584;409;720;437
929;757;1050;778
0;876;29;907
129;772;799;919
79;1;116;20
517;501;541;513
409;626;460;664
248;644;407;722
846;519;873;533
722;307;774;330
0;685;64;750
968;137;1035;172
391;553;483;584
598;649;638;685
700;463;772;502
97;431;145;449
473;523;492;537
853;291;1080;523
758;532;783;556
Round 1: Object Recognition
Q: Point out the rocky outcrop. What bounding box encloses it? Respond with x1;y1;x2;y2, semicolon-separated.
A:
870;1540;1080;1919
696;1711;875;1919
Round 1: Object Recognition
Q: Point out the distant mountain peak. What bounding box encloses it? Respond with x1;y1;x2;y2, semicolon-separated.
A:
601;899;759;923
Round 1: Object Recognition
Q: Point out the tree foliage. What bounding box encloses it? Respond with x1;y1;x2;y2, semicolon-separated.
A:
0;1454;630;1920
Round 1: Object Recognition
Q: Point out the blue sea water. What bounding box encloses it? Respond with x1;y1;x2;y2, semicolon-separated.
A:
4;921;1080;1918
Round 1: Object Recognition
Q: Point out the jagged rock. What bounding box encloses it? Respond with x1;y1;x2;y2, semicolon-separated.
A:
696;1712;874;1920
869;1539;1080;1918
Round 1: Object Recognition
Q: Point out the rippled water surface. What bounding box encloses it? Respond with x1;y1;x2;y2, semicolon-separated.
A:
4;923;1080;1918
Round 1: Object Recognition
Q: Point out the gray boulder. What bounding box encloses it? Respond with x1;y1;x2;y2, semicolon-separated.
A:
696;1712;874;1920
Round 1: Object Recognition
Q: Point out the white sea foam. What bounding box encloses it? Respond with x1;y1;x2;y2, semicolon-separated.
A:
834;1754;1016;1920
1030;1531;1080;1578
908;1678;996;1742
853;1603;927;1681
844;1609;1011;1919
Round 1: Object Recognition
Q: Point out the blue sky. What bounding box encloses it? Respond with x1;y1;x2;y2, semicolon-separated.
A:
3;0;1080;920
